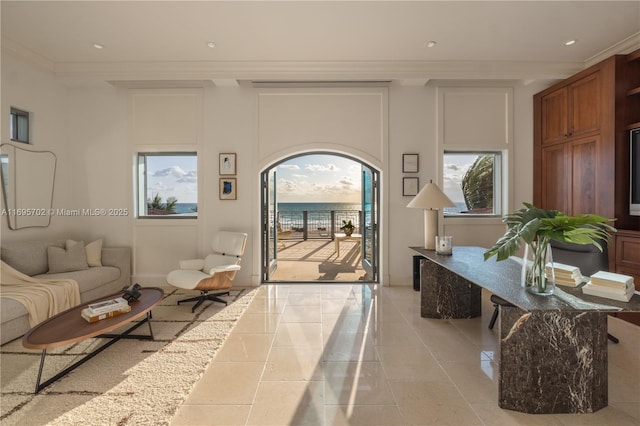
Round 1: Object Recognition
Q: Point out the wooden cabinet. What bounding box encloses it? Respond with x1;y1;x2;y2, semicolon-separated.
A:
612;230;640;326
626;49;640;130
614;230;640;286
569;136;599;215
534;53;635;223
535;50;640;326
540;136;599;216
540;72;600;145
540;144;569;213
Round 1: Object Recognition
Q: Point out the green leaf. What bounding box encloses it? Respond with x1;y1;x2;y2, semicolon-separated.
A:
483;203;617;263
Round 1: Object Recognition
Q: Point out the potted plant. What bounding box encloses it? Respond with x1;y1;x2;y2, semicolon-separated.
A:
340;220;355;236
483;203;615;295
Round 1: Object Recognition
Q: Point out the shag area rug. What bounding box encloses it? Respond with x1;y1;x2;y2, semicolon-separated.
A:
0;287;256;425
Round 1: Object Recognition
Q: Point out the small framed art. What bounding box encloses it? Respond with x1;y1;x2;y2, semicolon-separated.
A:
219;178;237;200
219;153;236;175
402;154;419;173
403;177;419;196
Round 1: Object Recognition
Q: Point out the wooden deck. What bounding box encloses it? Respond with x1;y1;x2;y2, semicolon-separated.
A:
269;238;369;282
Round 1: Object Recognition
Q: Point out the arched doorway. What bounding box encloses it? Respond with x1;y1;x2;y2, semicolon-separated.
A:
261;152;379;283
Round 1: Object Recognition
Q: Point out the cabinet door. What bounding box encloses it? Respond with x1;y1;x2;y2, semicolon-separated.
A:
568;72;600;138
570;137;598;215
541;88;568;144
541;144;569;213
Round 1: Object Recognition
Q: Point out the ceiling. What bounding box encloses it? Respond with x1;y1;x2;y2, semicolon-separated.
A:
2;1;639;85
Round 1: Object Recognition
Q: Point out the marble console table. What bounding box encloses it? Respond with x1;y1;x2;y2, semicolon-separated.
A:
411;246;640;414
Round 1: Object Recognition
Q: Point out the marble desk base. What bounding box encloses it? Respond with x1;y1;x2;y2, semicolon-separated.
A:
499;306;608;414
416;250;608;414
420;258;482;319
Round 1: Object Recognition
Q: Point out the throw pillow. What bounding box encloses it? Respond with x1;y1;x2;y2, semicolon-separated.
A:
67;239;103;267
48;241;89;274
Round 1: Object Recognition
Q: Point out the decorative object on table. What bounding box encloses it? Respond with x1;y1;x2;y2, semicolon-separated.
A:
483;203;616;296
86;297;129;315
402;153;419;173
340;219;355;236
546;262;583;287
436;235;453;255
81;304;131;322
407;180;455;250
219;153;236;175
403;177;419;196
219;177;237;200
122;283;142;301
582;271;635;302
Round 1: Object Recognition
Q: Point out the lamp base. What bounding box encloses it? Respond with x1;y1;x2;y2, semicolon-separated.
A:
424;209;438;250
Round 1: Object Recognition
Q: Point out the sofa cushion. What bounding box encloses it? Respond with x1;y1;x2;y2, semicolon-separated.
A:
1;240;65;276
47;242;89;274
34;266;121;295
67;239;103;267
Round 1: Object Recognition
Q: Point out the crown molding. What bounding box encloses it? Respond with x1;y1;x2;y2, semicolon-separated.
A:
584;31;640;68
1;37;54;72
51;60;584;86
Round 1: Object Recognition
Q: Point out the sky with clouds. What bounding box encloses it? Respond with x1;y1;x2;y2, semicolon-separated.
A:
145;155;197;204
276;154;361;203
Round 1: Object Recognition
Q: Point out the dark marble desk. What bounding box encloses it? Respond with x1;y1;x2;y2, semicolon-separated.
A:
411;246;640;414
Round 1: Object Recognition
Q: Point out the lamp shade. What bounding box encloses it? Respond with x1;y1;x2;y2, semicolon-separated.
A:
407;180;455;209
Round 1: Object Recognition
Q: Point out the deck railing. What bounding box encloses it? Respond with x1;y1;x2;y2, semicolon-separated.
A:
276;209;361;240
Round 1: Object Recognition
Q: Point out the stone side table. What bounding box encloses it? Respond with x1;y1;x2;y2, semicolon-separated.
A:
419;257;481;319
499;306;608;413
411;246;640;414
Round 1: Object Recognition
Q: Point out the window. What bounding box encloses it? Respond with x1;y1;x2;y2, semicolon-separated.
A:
443;151;502;216
137;152;197;218
10;108;30;143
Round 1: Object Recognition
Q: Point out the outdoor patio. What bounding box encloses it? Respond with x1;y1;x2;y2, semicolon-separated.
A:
269;238;369;282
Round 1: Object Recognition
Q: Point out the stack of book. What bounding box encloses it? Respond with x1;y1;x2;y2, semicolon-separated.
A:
545;262;584;287
81;297;131;323
582;271;635;302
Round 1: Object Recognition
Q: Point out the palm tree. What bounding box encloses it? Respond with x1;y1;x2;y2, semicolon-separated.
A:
461;155;493;213
147;193;177;214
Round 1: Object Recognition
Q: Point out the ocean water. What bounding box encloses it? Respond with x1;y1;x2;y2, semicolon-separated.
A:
277;202;361;231
174;203;198;214
444;202;468;214
278;202;361;212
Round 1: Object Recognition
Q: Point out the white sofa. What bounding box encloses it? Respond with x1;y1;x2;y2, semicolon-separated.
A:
1;239;131;345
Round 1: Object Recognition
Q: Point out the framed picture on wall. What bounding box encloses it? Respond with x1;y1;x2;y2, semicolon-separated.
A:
219;153;236;175
219;178;237;200
402;154;419;173
403;177;419;196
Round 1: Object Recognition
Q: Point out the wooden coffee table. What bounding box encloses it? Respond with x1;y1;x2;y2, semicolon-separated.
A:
22;287;164;393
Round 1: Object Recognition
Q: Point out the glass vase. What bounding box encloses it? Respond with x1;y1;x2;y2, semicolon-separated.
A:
522;239;555;296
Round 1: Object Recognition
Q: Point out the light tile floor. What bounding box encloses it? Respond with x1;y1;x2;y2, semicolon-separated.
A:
171;284;640;425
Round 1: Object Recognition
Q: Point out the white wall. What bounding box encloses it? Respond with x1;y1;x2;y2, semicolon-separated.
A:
255;88;388;283
2;51;549;287
0;50;75;242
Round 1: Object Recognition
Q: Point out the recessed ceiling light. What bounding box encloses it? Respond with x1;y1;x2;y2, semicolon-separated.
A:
564;39;577;46
426;41;437;48
92;43;104;50
207;42;216;49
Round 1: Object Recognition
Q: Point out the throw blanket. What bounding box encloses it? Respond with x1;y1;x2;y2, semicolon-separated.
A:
1;261;81;326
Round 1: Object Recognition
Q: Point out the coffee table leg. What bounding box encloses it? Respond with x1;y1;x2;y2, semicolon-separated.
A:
35;349;47;394
32;313;156;393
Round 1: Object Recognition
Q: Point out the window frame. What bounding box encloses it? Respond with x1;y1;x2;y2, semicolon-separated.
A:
10;107;30;144
442;150;504;218
136;151;198;219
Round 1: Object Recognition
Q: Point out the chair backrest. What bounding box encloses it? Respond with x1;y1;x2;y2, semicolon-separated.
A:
211;231;248;258
550;239;609;277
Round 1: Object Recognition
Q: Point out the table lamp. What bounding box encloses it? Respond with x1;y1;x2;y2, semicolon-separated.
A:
407;180;455;250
